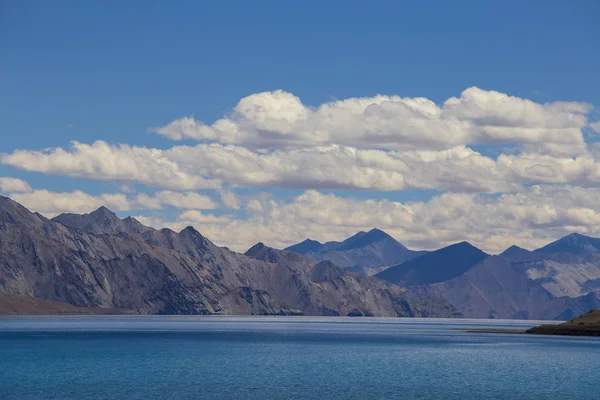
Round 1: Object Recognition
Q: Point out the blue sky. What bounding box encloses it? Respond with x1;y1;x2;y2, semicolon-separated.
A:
1;0;600;252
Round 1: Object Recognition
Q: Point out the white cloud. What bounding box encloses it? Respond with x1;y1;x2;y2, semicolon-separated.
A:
7;186;219;217
1;141;220;191
6;178;600;255
166;143;524;192
177;210;231;225
3;87;597;256
132;186;600;254
5;141;509;192
219;190;241;209
134;210;231;232
0;177;32;193
152;191;218;210
497;152;600;186
10;140;600;194
10;190;134;217
152;87;591;156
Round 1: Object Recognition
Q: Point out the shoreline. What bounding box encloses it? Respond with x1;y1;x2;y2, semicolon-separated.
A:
455;327;528;334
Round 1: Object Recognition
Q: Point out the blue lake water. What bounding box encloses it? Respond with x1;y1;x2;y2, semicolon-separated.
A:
0;316;599;400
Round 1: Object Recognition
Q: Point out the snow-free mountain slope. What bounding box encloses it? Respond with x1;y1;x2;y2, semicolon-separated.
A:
284;239;324;255
285;228;426;273
53;206;152;236
0;196;458;318
246;244;461;318
534;233;600;256
381;234;600;320
499;245;545;263
376;242;489;286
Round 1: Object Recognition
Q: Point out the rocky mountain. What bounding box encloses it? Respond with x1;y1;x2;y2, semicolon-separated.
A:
534;233;600;256
377;239;600;320
376;242;489;286
6;192;600;320
52;206;152;236
0;196;459;317
244;243;460;317
286;239;325;255
285;228;426;275
499;245;545;263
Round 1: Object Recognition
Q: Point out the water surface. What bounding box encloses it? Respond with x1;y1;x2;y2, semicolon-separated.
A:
1;316;598;399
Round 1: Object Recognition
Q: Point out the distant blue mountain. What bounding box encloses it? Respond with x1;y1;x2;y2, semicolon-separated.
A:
374;233;600;320
534;233;600;256
376;241;489;286
285;239;324;255
285;228;425;273
499;245;545;263
335;228;405;251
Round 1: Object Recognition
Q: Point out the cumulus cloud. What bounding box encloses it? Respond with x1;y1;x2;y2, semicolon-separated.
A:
150;191;218;210
4;140;512;192
219;190;241;209
165;144;600;193
1;141;220;191
167;143;523;192
128;186;600;254
1;88;596;194
134;210;231;232
8;187;219;217
6;178;600;254
0;177;32;193
3;86;597;255
152;87;591;156
11;140;600;193
10;190;135;217
497;152;600;186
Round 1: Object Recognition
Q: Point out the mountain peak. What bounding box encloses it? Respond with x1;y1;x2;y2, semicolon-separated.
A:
505;244;525;251
376;241;489;286
89;206;118;220
179;226;202;236
245;242;309;264
246;242;266;254
534;233;600;256
336;228;402;251
499;245;545;262
284;229;421;268
177;226;213;252
52;207;152;236
454;241;476;249
285;238;324;255
0;195;46;225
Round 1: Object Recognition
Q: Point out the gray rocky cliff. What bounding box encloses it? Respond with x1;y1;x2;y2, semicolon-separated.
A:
0;196;459;317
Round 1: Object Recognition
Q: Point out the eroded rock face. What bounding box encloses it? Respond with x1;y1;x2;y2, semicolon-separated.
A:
0;196;459;317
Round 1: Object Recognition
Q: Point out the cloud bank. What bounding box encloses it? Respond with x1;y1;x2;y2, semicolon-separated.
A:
1;87;598;252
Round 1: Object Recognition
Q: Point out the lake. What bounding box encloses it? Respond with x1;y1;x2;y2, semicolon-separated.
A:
0;316;598;399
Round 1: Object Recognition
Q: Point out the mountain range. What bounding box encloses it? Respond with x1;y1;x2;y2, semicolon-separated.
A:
372;236;600;320
0;196;458;317
285;228;426;275
2;194;600;320
286;231;600;320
